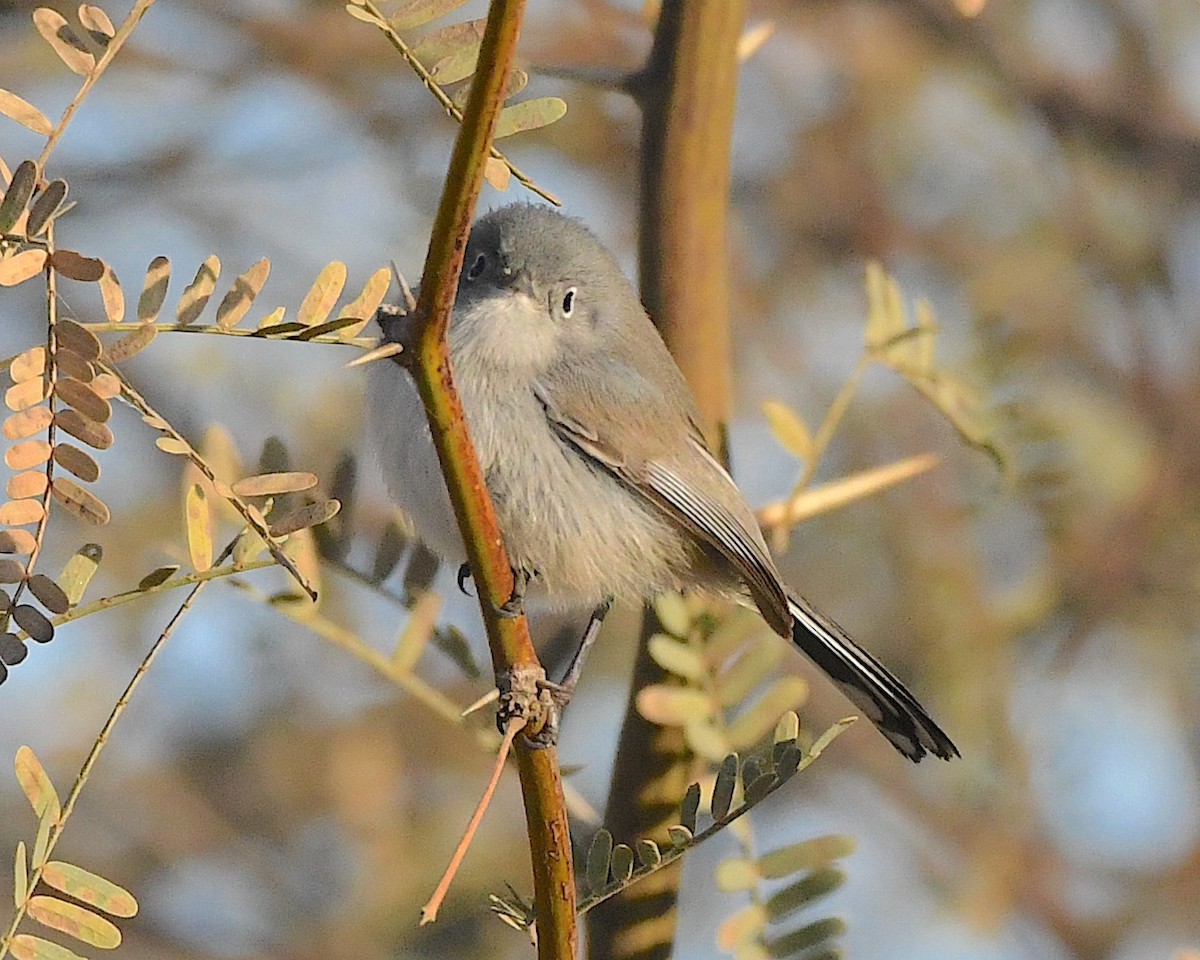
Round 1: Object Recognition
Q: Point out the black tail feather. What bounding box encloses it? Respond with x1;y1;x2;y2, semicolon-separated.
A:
787;592;959;762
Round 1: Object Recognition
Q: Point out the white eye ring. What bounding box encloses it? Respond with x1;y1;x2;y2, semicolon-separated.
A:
466;253;487;281
561;287;577;317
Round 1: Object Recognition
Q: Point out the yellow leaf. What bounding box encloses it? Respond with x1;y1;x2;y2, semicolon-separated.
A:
483;156;511;191
635;685;712;726
14;746;60;821
297;262;346;326
761;400;813;462
389;0;472;30
137;256;170;324
176;255;221;326
28;895;121;948
338;267;392;339
185;483;213;572
42;861;138;918
9;933;87;960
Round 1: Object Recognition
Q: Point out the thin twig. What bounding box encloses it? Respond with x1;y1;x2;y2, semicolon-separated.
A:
420;715;527;925
36;1;159;175
0;538;232;960
100;360;318;601
355;0;559;205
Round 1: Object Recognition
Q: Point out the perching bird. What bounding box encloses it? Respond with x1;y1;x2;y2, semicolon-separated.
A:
367;203;958;762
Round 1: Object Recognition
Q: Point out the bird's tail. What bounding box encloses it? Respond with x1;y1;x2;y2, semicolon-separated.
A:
787;591;959;762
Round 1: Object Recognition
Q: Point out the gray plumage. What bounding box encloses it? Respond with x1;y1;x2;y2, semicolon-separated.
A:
366;203;958;762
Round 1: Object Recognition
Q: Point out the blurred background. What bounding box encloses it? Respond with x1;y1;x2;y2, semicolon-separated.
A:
1;0;1199;958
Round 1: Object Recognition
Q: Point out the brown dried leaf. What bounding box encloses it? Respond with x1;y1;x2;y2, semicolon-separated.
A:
297;262;346;327
0;89;53;136
3;407;53;440
5;439;52;470
0;499;44;525
33;8;95;75
52;444;99;482
77;4;115;41
0;160;36;234
7;471;48;499
137;255;170;323
103;322;157;363
5;378;47;412
185;483;212;572
90;371;119;399
337;267;392;339
9;347;46;383
216;258;270;329
494;97;568;140
54;409;113;450
389;0;472;29
483;156;511;192
137;565;179;590
54;348;92;382
48;250;103;282
0;558;26;582
268;498;341;538
54;378;110;423
51;476;110;524
231;472;319;497
13;604;53;642
176;255;220;326
54;319;101;361
155;436;190;455
98;266;124;322
0;529;36;554
26;180;68;236
0;249;48;287
0;633;27;667
27;574;69;615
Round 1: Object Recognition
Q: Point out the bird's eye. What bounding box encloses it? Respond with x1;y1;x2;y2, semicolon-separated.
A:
466;253;487;281
561;287;577;317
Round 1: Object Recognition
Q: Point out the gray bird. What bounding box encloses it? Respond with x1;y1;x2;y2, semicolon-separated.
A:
367;203;959;762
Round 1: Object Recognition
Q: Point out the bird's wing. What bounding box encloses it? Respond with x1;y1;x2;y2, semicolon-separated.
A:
532;374;791;636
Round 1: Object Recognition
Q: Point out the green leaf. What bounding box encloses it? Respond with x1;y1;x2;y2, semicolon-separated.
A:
679;783;701;834
765;917;845;958
609;844;634;883
711;754;739;819
14;840;28;906
494;97;567;140
585;829;612;894
31;805;53;869
765;868;846;922
635;839;660;868
774;711;800;744
58;545;102;606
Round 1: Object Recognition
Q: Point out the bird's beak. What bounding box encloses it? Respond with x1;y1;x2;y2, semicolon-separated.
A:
504;266;536;300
